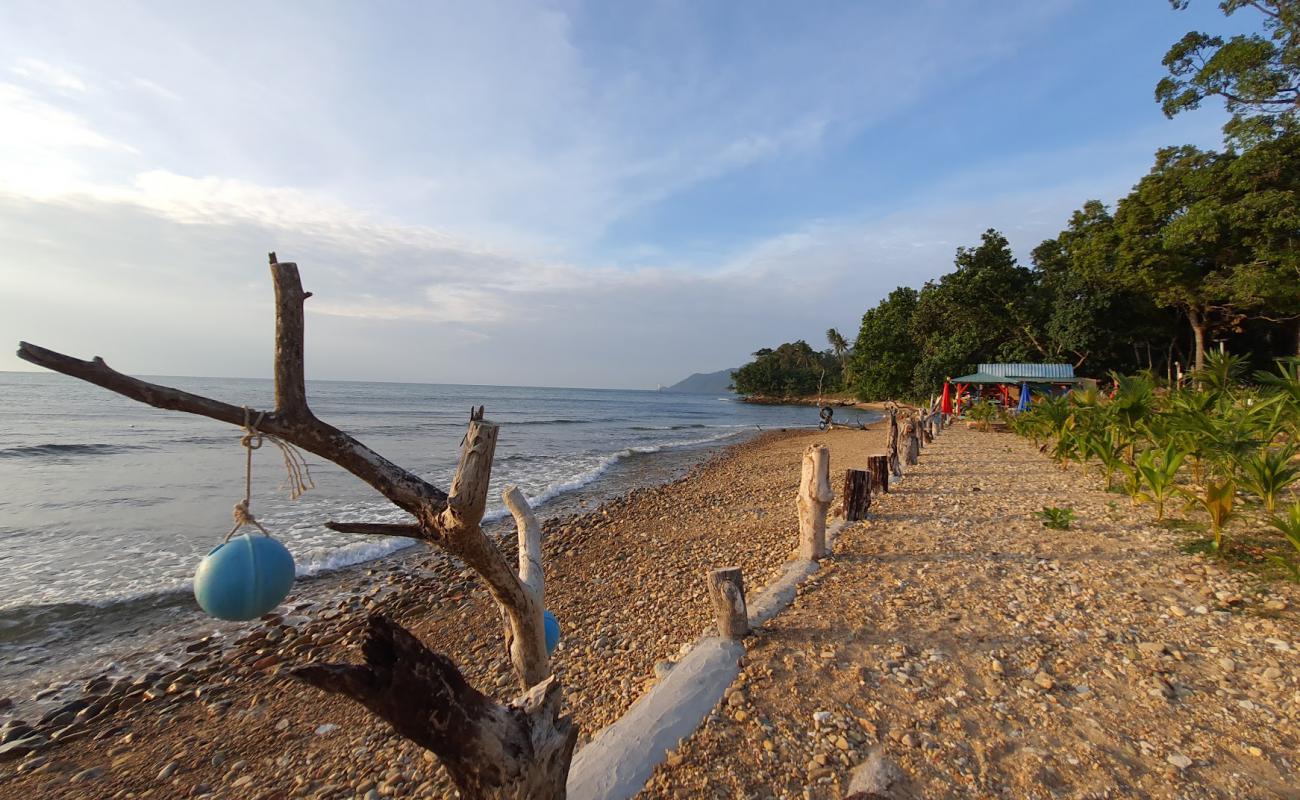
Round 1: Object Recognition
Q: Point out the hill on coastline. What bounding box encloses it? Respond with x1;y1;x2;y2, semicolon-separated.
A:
661;368;736;394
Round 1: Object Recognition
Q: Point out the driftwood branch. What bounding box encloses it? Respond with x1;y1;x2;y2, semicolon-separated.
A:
292;615;576;798
325;521;425;538
18;256;574;796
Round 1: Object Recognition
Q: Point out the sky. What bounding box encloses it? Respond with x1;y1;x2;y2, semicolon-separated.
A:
0;1;1247;389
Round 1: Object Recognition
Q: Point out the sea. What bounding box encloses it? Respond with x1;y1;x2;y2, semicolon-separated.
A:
0;371;877;711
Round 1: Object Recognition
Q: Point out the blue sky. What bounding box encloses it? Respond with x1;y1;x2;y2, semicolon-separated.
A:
0;1;1245;387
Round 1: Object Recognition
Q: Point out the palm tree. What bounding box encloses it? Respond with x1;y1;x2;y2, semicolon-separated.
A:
827;328;852;390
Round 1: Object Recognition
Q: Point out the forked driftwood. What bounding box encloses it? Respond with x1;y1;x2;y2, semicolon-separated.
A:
16;255;576;798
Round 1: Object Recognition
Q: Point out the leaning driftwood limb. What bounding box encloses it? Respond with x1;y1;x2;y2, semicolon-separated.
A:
502;486;549;689
292;615;577;799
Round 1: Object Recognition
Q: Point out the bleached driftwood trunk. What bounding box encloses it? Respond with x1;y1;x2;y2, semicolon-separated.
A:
17;255;576;798
705;567;749;639
797;445;833;560
903;417;920;466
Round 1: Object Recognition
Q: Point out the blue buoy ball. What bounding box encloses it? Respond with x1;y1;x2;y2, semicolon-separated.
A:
193;534;296;621
543;610;561;655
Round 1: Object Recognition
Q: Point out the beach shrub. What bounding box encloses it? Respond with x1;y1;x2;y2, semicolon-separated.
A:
966;400;1003;432
1267;501;1300;582
1134;442;1186;520
1037;506;1075;530
1181;477;1237;553
1238;443;1300;514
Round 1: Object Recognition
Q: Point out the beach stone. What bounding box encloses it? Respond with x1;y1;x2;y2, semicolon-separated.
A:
846;748;904;797
70;766;106;783
1137;642;1166;657
0;698;12;712
1219;658;1236;672
0;735;47;761
1262;667;1282;681
1033;672;1055;691
158;760;180;780
1167;753;1193;770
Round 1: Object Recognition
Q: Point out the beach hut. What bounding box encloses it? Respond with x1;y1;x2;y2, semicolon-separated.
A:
947;363;1084;411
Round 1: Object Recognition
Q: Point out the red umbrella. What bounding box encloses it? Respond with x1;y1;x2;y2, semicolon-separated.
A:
941;381;952;414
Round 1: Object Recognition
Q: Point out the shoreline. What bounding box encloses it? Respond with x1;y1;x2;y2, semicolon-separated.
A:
0;422;888;797
0;424;778;721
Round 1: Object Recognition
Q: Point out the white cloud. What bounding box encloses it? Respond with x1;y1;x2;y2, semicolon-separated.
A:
9;57;86;93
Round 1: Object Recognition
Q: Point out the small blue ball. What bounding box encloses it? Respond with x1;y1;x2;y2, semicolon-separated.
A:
543;610;561;655
194;534;296;621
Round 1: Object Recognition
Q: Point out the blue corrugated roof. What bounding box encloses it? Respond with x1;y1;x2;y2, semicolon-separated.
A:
977;363;1075;379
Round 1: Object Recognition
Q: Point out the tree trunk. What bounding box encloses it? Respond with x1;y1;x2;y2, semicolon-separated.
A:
797;445;832;560
1188;307;1207;373
705;567;749;639
867;455;890;495
842;469;871;521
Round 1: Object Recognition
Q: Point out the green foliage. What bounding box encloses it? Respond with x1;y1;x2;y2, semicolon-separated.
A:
1134;443;1187;520
1181;477;1237;552
1157;0;1299;145
1268;500;1300;581
909;230;1045;394
1037;506;1075;530
966;400;1004;431
1238;443;1300;514
731;341;841;397
849;287;919;401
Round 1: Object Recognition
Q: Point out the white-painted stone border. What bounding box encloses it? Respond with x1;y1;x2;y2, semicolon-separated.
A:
566;519;847;800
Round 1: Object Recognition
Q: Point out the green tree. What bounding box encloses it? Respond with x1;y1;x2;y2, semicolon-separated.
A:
909;229;1047;394
850;287;919;400
731;341;840;397
1157;0;1300;144
1032;201;1181;374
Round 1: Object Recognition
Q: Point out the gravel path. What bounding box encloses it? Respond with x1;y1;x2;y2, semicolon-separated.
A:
642;425;1299;799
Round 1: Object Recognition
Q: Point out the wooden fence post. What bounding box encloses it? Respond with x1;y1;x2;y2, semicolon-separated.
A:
903;418;920;466
867;455;890;494
797;445;833;560
842;468;871;521
706;567;749;639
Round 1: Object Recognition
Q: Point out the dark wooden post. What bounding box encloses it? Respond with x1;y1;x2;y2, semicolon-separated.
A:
867;455;890;494
706;567;749;639
842;469;872;521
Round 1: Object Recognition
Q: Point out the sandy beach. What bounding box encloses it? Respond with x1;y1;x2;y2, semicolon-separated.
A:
3;420;1298;799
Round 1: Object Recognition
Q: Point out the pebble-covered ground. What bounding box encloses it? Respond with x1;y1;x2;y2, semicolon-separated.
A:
0;424;889;799
642;424;1299;799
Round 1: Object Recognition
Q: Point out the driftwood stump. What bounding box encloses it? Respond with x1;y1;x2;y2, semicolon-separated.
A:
797;444;833;560
886;408;902;477
705;567;749;639
903;418;920;466
867;455;890;494
842;469;871;521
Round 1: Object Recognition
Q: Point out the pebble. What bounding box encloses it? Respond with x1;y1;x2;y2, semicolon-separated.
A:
1218;657;1236;672
315;723;339;736
158;760;179;780
812;710;833;726
1167;753;1193;770
1033;672;1055;691
70;766;106;783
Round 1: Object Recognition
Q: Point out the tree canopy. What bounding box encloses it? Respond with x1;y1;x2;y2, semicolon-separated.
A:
730;340;841;397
